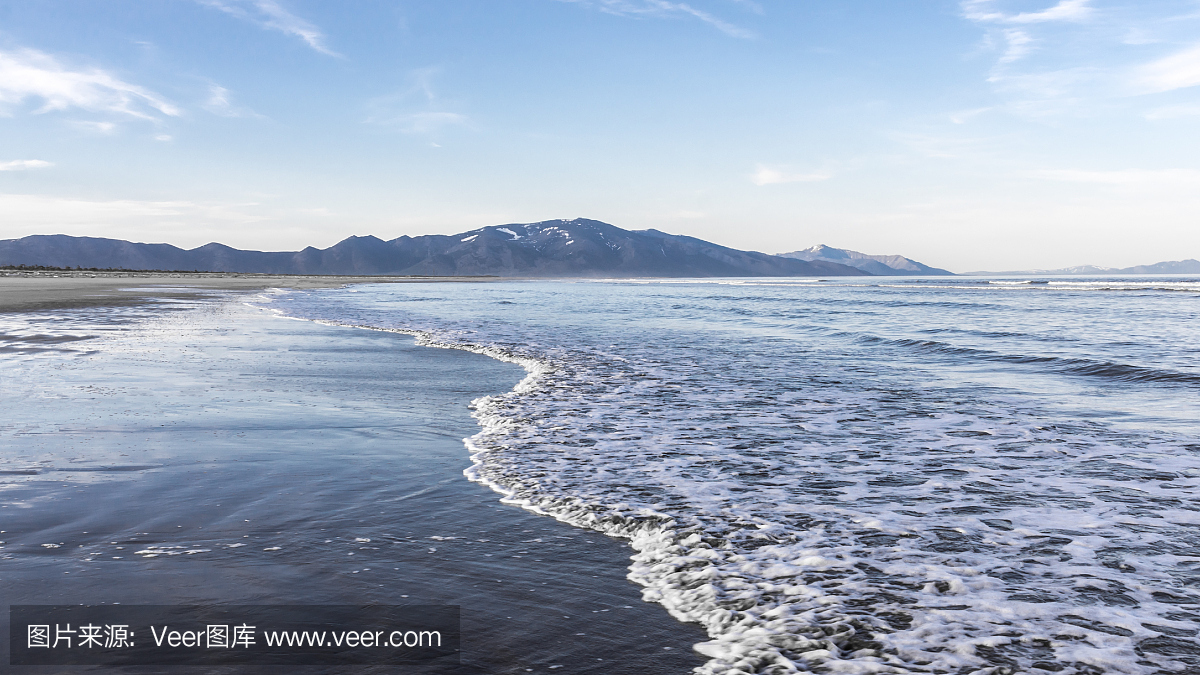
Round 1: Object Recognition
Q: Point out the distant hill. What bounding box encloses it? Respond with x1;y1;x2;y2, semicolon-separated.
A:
962;259;1200;276
777;244;952;276
0;219;869;278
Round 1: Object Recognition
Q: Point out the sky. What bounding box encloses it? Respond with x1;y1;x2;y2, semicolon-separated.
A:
1;0;1198;271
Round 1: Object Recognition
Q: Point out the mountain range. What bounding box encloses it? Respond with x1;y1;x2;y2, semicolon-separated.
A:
7;221;1191;279
963;260;1200;276
777;244;953;276
0;219;871;278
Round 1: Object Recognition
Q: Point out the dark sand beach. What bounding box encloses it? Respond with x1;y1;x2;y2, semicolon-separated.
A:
0;275;706;674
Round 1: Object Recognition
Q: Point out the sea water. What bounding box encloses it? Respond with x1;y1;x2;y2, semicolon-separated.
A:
262;277;1200;675
0;295;707;674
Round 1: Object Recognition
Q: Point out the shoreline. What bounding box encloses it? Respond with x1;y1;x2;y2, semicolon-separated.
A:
1;285;707;673
0;270;500;313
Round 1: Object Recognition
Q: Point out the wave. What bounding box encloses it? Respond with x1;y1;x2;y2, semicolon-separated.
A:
860;335;1200;385
255;285;1200;675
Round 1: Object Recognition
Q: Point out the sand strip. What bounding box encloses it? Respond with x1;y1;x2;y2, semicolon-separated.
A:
0;271;497;312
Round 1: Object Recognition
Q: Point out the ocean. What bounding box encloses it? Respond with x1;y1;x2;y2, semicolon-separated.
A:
0;293;706;674
257;276;1200;675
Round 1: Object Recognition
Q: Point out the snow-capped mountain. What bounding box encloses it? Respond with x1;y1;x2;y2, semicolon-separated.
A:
777;244;952;276
1;219;869;278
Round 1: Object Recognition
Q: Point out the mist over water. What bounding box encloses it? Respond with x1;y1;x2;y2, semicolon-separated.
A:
267;277;1200;675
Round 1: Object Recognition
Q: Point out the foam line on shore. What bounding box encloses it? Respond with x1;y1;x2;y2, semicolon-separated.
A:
251;285;1200;675
252;300;942;675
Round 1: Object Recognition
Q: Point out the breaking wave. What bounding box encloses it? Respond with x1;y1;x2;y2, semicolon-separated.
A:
257;278;1200;675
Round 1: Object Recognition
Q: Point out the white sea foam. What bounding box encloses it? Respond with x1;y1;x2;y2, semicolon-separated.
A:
257;280;1200;675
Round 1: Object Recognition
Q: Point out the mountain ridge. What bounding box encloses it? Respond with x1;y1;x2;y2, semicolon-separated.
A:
961;259;1200;276
0;219;869;278
777;244;952;276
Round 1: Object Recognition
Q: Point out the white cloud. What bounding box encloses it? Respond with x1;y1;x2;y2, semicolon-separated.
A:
557;0;755;39
960;0;1131;117
964;0;1200;115
203;84;264;118
654;1;754;38
199;0;340;56
1132;44;1200;94
0;160;53;171
751;166;830;186
999;29;1034;63
963;0;1093;25
71;120;117;134
205;85;235;114
0;48;179;121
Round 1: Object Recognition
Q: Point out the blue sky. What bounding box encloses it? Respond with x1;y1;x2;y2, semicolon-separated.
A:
1;0;1198;270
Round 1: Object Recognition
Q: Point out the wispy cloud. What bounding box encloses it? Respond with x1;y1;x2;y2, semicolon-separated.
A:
0;48;179;121
960;1;1162;117
949;107;992;124
71;120;117;134
986;66;1099;101
999;29;1034;63
365;69;471;137
0;193;269;237
376;111;469;135
751;166;829;185
963;0;1093;25
0;159;53;171
1131;43;1200;93
728;0;763;15
556;0;755;39
1031;168;1200;185
891;132;1000;159
1145;103;1200;120
203;84;264;118
198;0;340;56
0;193;345;250
963;0;1200;118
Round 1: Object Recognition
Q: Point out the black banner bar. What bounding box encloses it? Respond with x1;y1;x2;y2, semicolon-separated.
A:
10;605;459;665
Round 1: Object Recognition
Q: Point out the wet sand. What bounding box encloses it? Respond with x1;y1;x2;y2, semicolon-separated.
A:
0;287;706;673
0;270;498;312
